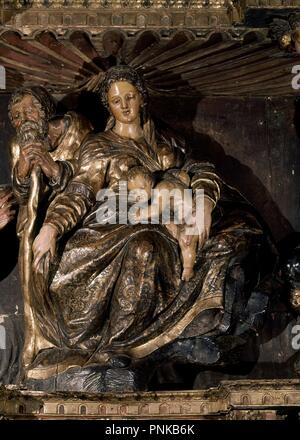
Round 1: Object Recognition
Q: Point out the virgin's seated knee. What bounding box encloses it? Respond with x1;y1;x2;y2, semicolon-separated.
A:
128;235;155;259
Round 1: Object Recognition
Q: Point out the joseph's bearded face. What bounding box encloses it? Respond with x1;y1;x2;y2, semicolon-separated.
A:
10;94;48;144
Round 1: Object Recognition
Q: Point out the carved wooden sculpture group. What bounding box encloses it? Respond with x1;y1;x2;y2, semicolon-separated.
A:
0;65;286;392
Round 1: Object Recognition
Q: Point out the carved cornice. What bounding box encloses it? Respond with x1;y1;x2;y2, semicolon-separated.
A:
1;1;299;34
0;1;236;33
1;1;233;9
2;0;298;8
1;380;300;420
245;0;299;7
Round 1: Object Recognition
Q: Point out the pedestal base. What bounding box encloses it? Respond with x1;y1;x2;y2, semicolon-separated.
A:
1;380;300;420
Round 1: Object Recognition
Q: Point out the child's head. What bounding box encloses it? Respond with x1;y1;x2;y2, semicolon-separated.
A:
127;166;153;201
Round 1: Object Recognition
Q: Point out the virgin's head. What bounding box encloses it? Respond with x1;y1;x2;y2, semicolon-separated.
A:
100;66;149;127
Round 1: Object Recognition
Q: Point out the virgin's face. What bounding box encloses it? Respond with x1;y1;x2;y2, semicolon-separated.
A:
107;81;143;125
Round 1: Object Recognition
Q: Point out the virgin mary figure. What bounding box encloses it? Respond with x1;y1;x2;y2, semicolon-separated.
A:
26;66;276;388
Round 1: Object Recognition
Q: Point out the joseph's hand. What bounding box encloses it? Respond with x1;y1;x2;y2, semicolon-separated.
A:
17;143;34;179
18;142;60;181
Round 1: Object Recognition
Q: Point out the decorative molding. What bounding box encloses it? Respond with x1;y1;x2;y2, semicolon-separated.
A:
4;0;299;8
0;1;243;32
1;380;300;420
1;0;300;34
245;0;300;7
1;1;233;9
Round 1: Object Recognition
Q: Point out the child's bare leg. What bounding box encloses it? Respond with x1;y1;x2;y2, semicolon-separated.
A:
179;234;198;281
165;222;179;240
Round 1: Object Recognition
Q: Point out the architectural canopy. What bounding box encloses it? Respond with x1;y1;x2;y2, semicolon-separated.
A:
0;0;299;97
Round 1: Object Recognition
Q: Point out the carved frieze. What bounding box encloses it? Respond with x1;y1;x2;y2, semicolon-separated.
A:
1;0;300;32
0;1;242;31
0;380;300;419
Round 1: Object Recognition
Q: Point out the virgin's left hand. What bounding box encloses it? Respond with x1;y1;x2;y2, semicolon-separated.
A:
33;224;57;272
